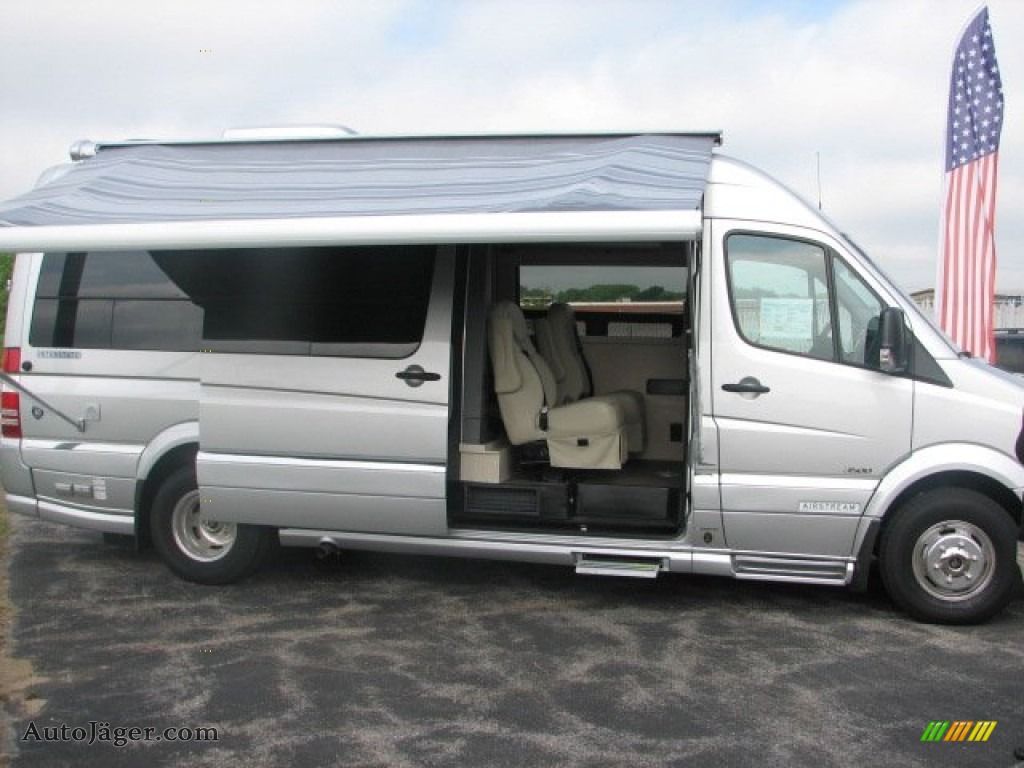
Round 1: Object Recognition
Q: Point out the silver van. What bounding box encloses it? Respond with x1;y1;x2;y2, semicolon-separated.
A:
1;131;1021;624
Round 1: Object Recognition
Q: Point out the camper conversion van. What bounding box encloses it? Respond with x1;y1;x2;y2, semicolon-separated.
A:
0;131;1021;624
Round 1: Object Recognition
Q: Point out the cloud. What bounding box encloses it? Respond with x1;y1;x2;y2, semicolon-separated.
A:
0;0;1021;292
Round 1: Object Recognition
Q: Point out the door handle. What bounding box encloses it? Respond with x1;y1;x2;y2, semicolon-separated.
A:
396;365;441;387
722;377;770;395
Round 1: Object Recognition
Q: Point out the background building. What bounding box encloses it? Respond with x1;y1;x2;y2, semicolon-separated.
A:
911;289;1024;330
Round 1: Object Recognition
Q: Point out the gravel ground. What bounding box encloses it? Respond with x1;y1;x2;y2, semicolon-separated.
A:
3;515;1023;768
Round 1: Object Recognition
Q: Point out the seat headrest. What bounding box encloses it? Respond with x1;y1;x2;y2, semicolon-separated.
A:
491;300;532;347
488;301;529;394
548;302;577;327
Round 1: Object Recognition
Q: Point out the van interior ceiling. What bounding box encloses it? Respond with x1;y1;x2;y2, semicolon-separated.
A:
453;240;696;536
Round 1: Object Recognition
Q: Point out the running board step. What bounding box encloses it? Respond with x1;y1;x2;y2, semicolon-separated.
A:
575;556;664;579
732;555;852;585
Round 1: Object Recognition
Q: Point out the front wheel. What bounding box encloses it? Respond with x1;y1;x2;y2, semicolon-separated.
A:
879;488;1021;624
150;464;276;585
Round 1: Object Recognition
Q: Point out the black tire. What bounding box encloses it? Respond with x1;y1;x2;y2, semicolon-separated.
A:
150;464;276;585
879;488;1021;624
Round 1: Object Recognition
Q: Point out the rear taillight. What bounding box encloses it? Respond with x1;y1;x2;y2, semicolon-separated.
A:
1;390;21;438
2;347;20;373
2;348;23;438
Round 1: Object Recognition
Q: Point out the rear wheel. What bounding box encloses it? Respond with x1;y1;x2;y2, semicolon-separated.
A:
879;488;1020;624
150;464;275;584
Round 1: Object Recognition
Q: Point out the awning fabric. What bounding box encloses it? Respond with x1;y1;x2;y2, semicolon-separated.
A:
0;133;718;251
0;133;717;228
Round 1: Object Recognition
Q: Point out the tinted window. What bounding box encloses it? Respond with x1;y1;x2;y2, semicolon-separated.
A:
34;252;71;297
30;299;113;348
152;246;435;358
35;251;189;299
30;252;202;351
112;300;205;350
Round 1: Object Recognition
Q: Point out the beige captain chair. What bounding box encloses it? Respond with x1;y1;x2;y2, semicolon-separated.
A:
488;301;628;470
534;302;646;452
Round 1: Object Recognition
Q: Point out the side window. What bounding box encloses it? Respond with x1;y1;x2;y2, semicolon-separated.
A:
725;234;886;370
152;246;435;358
29;297;113;349
833;259;884;369
518;263;686;338
726;235;833;360
29;252;203;351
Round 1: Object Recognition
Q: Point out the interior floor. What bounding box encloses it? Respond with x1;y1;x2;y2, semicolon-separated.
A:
455;458;686;537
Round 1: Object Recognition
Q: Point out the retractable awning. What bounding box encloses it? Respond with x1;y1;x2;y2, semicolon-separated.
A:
0;132;719;251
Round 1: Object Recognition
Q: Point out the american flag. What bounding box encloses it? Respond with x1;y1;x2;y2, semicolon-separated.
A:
936;6;1003;363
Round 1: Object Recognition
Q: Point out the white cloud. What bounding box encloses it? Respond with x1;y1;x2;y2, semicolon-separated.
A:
0;0;1021;292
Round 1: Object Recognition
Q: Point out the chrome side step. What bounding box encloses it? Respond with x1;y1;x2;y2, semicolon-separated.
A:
575;555;664;579
732;555;853;585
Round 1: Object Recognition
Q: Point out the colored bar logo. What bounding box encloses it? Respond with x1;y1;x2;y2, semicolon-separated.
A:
921;721;997;742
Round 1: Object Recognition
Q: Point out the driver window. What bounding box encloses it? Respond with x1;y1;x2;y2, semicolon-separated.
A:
726;235;834;361
833;258;884;368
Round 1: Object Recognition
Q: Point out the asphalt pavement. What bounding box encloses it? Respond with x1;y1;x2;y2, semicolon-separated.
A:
4;515;1023;768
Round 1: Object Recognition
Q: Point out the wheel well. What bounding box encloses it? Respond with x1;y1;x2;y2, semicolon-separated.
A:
875;470;1022;553
135;444;198;548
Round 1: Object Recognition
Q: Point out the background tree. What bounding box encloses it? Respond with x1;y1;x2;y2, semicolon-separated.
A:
0;254;12;335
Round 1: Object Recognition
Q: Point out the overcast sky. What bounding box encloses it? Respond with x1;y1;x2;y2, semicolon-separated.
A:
0;0;1020;293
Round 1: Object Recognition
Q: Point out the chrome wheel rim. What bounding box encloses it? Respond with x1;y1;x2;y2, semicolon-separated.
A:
171;489;236;562
911;520;995;602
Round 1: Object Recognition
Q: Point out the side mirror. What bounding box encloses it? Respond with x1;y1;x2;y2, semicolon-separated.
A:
878;307;909;374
